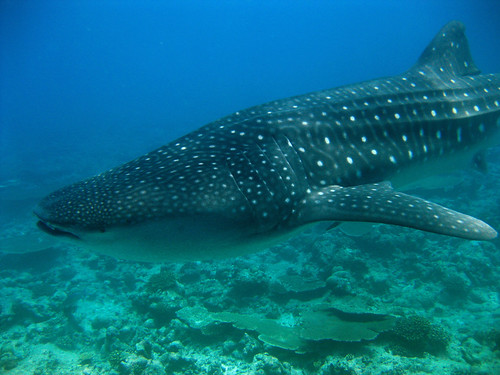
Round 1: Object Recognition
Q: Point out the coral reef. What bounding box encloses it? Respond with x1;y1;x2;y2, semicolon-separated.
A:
389;316;450;356
145;270;178;293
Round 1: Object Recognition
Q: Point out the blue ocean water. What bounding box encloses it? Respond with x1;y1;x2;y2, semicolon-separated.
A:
1;1;500;374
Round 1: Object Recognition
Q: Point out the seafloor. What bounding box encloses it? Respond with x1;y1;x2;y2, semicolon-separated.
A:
1;152;499;375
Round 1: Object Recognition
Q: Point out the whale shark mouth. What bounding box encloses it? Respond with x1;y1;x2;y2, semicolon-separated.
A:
36;219;80;240
33;204;81;240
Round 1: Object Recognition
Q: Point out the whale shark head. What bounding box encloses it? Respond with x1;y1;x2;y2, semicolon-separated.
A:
33;132;309;262
35;21;499;262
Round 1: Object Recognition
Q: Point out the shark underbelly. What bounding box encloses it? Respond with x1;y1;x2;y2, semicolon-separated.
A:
74;217;309;262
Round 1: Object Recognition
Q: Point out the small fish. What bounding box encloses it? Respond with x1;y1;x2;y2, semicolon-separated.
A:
34;21;499;262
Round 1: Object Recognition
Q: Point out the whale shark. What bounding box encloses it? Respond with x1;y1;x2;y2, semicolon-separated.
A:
34;21;499;262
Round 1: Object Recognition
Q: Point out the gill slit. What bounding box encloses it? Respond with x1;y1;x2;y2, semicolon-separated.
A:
225;158;253;215
274;134;311;192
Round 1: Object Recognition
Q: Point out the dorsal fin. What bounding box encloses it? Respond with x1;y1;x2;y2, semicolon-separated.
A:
411;20;480;77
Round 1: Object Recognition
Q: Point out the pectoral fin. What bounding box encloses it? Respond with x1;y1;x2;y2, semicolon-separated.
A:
293;182;497;240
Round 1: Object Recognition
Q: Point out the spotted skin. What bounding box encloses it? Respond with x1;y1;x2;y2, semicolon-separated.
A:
35;21;499;261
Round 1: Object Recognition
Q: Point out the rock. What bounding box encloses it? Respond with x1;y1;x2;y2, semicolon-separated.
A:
91;315;115;330
326;271;354;296
120;354;148;375
241;333;262;358
0;352;18;370
135;340;152;359
144;359;166;375
252;353;291;375
119;325;136;342
461;337;490;366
